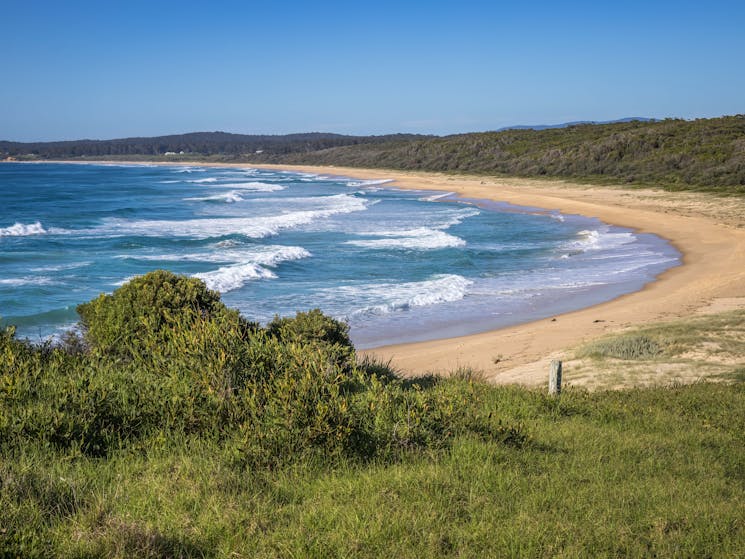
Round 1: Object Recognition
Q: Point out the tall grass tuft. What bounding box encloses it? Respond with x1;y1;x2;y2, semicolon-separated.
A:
577;334;662;360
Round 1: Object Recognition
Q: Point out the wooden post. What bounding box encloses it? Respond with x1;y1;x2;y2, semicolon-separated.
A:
549;360;562;395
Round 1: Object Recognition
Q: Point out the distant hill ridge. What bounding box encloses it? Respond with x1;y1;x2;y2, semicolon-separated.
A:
2;115;744;193
0;131;431;158
497;116;655;131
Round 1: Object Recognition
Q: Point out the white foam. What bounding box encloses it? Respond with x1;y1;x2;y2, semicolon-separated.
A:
439;208;481;228
344;207;477;250
30;262;92;272
195;264;276;292
346;179;394;188
113;275;137;287
325;274;473;317
187;177;219;183
175;167;206;173
0;221;47;237
346;228;465;249
97;194;369;239
217;182;285;191
421;192;456;202
192;245;311;292
212;239;241;248
0;276;54;286
131;245;311;265
184;190;246;203
566;228;636;253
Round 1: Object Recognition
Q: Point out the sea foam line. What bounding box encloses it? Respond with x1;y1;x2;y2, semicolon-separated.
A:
193;245;312;292
97;194;370;239
320;274;473;318
346;228;465;250
0;221;47;237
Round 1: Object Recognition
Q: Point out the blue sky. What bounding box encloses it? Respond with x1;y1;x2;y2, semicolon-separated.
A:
2;0;744;141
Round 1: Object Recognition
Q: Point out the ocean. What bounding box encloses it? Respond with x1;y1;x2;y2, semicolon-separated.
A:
0;162;679;348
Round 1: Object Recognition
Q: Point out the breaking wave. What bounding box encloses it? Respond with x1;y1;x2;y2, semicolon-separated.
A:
324;274;473;317
0;221;47;237
346;228;465;250
97;194;370;239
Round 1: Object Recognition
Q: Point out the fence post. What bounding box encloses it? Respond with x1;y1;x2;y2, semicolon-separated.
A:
549;360;562;396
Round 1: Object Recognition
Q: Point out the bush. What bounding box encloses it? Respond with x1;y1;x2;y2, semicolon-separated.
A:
267;308;352;348
2;273;526;466
267;309;354;370
76;270;254;359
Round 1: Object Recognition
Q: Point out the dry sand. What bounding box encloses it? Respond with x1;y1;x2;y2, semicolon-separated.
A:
31;160;745;385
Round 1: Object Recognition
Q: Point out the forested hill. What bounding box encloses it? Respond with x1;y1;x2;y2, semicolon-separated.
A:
253;115;745;194
0;131;430;159
3;116;744;193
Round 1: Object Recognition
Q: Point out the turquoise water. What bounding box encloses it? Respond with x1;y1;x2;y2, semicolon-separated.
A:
0;162;679;347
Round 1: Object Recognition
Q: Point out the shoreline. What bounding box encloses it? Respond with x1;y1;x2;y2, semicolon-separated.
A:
12;160;745;384
239;164;745;383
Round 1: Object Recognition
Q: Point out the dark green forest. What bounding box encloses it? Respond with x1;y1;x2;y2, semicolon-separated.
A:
3;115;744;193
0;131;429;159
254;115;745;194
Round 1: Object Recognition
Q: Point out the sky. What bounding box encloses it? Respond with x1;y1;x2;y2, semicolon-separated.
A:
1;0;744;141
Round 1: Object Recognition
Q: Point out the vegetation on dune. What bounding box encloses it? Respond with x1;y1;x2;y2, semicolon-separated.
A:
0;131;430;159
570;309;745;389
257;115;745;194
2;271;744;556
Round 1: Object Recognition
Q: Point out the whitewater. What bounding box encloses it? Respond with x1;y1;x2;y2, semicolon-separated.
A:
0;162;679;347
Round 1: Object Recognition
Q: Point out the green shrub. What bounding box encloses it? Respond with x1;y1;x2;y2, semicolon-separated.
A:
3;273;526;465
267;309;354;370
76;270;254;359
267;308;352;348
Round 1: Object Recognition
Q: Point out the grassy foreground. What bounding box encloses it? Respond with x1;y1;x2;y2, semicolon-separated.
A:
3;382;743;557
2;272;744;557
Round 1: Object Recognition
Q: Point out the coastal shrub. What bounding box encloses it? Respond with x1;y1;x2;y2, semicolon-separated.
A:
578;334;662;360
267;308;352;348
228;338;360;468
350;376;527;460
267;308;354;370
76;270;255;359
3;273;526;465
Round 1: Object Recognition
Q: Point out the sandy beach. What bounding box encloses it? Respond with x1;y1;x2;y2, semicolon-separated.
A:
242;164;745;385
25;160;745;385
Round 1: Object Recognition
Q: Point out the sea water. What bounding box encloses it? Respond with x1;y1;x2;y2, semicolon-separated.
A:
0;162;679;348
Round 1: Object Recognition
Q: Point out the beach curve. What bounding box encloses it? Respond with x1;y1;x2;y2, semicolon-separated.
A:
247;164;745;384
28;160;745;385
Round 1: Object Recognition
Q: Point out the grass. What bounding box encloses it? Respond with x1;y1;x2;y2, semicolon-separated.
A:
576;334;662;360
2;382;744;557
568;309;745;390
